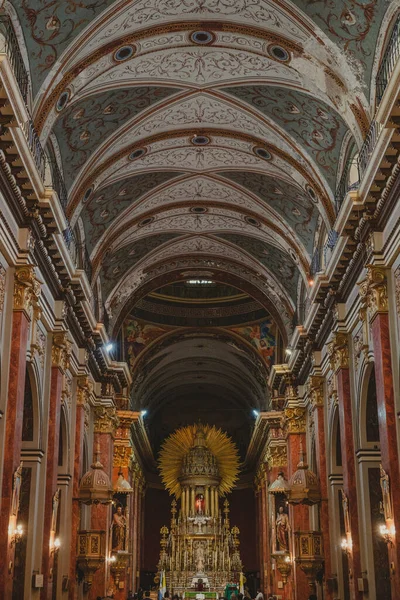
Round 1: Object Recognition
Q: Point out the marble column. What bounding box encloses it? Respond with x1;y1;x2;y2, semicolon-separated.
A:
284;403;310;600
41;332;70;600
0;266;40;600
90;405;118;599
308;375;334;600
360;267;400;595
328;333;363;600
69;377;90;600
260;467;268;593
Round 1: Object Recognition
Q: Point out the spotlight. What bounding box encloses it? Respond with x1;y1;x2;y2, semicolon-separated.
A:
141;410;148;417
308;279;314;286
285;348;292;356
105;343;114;352
253;409;260;418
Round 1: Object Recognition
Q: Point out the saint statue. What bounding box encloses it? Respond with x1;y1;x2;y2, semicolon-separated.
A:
195;543;205;573
112;505;127;551
195;493;205;515
11;462;23;517
51;488;60;533
276;506;290;551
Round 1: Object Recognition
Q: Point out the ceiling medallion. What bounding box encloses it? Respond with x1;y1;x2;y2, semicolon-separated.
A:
191;134;211;146
138;217;154;227
190;207;208;213
267;44;290;63
56;90;70;112
254;147;272;161
113;45;135;62
190;30;215;45
82;186;93;203
244;215;261;227
128;148;147;161
305;184;318;204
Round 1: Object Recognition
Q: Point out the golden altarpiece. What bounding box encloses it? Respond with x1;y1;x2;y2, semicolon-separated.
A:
157;425;243;596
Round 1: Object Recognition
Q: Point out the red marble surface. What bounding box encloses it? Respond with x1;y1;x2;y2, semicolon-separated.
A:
371;313;400;597
267;465;287;597
337;368;363;600
41;366;63;600
287;433;311;600
314;405;334;599
0;311;30;600
69;404;85;600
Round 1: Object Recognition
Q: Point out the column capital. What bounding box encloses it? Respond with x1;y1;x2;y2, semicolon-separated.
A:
306;375;324;408
94;405;119;435
283;406;306;434
265;443;287;468
13;265;41;314
51;331;71;370
359;265;388;321
77;376;93;407
327;332;349;372
113;444;133;468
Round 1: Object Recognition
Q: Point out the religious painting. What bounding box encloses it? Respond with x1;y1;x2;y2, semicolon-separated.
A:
123;318;167;368
230;318;277;368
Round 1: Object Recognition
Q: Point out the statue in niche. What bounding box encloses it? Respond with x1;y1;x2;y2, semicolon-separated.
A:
195;493;205;515
276;505;290;551
195;542;205;573
380;464;393;521
51;488;60;533
112;505;127;551
340;488;351;537
11;462;23;517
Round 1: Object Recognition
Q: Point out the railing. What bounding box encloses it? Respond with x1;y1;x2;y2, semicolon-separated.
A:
22;118;46;181
323;229;339;266
358;120;383;178
62;225;78;265
49;159;68;211
0;15;29;103
376;14;400;104
310;247;321;279
335;157;359;213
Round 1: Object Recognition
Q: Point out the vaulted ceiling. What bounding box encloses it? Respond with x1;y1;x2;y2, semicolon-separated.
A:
8;0;396;450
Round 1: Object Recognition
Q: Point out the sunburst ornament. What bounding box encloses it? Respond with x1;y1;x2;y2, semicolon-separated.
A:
158;424;240;498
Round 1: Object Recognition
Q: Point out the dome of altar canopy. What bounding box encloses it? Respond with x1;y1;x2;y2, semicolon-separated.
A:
181;426;220;479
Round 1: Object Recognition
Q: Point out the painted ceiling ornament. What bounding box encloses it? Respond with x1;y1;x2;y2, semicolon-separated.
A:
190;30;215;45
56;90;70;112
113;44;136;62
254;147;272;160
158;423;240;499
267;43;290;62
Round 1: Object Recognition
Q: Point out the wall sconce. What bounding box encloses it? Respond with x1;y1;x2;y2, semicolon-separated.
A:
380;523;395;546
50;537;61;555
340;537;352;554
10;523;23;547
108;555;117;564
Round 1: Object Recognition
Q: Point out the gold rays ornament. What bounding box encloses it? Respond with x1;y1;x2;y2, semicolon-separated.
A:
158;424;240;498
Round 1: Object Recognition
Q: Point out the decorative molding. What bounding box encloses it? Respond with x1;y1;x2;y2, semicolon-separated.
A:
94;405;119;435
306;375;324;408
394;265;400;320
327;332;349;373
283;407;306;434
77;376;93;407
358;265;388;321
265;444;287;467
0;264;6;314
51;331;71;371
113;444;133;468
13;265;41;314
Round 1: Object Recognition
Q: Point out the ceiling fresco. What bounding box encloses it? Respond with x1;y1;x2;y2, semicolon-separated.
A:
11;0;117;96
80;172;181;252
217;234;300;302
219;172;319;253
223;86;350;190
100;233;181;298
51;86;179;188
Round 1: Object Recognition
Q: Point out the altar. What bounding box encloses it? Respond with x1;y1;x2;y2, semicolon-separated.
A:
157;424;243;595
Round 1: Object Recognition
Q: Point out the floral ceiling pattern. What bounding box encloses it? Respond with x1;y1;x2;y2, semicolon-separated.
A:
52;86;179;188
223;86;350;189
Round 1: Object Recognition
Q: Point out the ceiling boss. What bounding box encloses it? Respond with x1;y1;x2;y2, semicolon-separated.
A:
158;424;242;596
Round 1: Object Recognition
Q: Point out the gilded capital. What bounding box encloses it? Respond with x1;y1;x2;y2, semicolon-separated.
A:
265;444;287;467
283;407;306;434
327;332;349;372
358;266;388;321
13;265;41;313
113;444;133;467
307;376;324;408
77;376;92;407
51;331;71;370
94;405;119;434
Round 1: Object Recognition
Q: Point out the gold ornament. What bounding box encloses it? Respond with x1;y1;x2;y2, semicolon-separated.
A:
307;376;324;408
158;424;240;498
13;265;41;313
327;332;349;372
51;331;71;370
283;407;306;433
